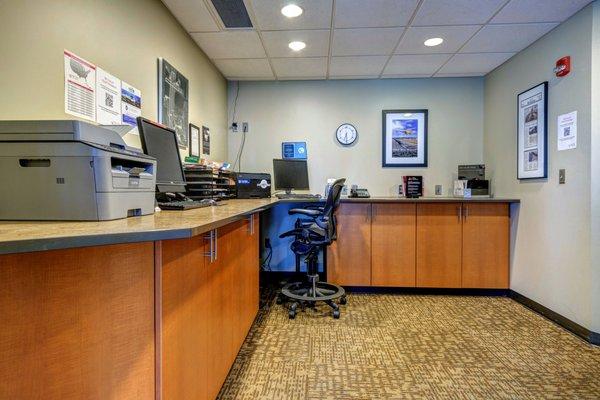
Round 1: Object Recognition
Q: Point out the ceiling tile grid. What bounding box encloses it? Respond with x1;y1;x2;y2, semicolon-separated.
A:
162;0;592;80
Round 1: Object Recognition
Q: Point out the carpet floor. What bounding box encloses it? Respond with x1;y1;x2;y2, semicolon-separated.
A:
217;294;600;399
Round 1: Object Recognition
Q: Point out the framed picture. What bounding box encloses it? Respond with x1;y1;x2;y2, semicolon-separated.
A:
202;126;210;156
517;82;548;179
189;123;200;157
382;109;428;167
158;58;189;149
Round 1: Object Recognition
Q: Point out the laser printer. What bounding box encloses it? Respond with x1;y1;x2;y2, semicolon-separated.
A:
0;120;157;220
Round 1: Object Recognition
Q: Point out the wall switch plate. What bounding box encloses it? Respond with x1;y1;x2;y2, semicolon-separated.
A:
559;169;566;184
435;184;443;195
242;122;248;133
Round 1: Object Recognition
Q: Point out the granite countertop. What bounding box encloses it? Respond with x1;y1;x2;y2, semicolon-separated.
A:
0;197;519;255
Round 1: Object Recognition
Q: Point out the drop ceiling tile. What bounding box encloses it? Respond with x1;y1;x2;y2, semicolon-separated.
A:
330;75;380;79
191;31;266;59
434;72;485;77
382;74;432;78
247;0;333;30
412;0;506;26
395;25;480;54
161;0;220;32
271;57;327;78
461;23;558;53
438;52;515;74
383;54;451;75
491;0;591;24
334;0;419;28
329;56;388;76
213;58;274;79
332;28;403;56
261;30;330;58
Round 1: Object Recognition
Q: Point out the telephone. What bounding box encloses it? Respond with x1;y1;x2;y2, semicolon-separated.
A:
349;186;370;198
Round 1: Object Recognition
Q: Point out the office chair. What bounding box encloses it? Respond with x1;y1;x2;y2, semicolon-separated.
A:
278;178;347;319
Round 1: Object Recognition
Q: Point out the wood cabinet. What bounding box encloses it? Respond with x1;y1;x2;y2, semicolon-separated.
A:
371;203;416;287
416;203;463;288
327;203;372;286
0;243;156;400
462;203;509;288
162;214;260;400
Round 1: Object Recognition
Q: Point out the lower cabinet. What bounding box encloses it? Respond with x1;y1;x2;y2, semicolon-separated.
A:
162;213;259;400
328;202;510;290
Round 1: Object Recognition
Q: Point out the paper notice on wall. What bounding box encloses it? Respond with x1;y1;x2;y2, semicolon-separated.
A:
96;68;122;125
121;82;142;129
557;111;577;151
64;50;96;122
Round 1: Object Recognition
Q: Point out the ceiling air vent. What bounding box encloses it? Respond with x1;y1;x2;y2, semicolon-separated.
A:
211;0;253;28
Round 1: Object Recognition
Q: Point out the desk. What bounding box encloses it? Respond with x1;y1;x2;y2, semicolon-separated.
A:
0;197;518;400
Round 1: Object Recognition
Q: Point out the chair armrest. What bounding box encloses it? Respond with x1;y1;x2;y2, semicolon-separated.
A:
288;208;321;217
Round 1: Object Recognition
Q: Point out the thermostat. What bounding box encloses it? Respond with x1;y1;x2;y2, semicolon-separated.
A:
282;142;307;159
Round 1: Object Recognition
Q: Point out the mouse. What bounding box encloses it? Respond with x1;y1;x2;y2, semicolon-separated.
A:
201;199;217;206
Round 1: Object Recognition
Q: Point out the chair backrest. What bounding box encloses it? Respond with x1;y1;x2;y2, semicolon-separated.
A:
321;178;345;240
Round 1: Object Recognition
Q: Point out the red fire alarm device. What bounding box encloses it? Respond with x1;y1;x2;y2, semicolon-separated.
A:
554;56;571;77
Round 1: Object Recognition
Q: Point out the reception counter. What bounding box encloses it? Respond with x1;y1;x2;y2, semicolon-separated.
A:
0;197;518;400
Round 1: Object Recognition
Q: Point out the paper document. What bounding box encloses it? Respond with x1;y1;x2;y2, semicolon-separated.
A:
557;111;577;151
96;68;122;125
64;50;96;122
121;82;142;128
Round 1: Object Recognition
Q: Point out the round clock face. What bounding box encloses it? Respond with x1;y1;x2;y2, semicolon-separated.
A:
336;123;358;146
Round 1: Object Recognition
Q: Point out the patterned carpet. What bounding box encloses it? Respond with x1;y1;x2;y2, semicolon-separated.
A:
218;294;600;399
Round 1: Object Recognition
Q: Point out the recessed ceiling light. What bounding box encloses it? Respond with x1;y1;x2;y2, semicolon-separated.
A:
288;41;306;51
424;37;444;47
281;4;303;18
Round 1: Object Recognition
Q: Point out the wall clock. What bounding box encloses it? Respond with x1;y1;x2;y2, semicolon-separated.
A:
336;123;358;146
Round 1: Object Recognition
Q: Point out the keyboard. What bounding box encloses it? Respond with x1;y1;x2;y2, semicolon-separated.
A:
275;193;322;200
157;200;213;210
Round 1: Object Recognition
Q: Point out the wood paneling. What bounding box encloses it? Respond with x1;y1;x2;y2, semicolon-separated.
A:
416;203;462;288
327;203;372;286
462;203;510;288
371;203;416;287
0;243;155;400
162;236;208;400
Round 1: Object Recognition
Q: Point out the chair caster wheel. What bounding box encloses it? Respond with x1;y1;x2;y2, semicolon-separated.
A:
339;296;347;305
333;310;340;319
289;310;296;319
276;296;283;305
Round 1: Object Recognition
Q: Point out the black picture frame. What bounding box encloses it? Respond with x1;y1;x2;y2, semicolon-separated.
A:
189;123;200;157
517;82;548;180
382;109;428;168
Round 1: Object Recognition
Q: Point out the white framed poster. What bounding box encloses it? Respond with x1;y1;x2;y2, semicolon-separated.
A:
517;82;548;179
382;109;428;168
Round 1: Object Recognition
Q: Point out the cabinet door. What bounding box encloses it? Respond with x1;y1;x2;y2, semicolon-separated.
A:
327;203;372;286
371;203;416;287
462;203;509;288
162;236;208;400
416;203;462;288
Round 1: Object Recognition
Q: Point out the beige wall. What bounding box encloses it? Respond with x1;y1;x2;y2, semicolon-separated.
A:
228;78;484;196
485;5;594;330
0;0;228;161
591;2;600;334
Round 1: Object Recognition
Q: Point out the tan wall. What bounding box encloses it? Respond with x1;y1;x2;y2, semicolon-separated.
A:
485;6;593;330
0;0;228;161
227;78;484;196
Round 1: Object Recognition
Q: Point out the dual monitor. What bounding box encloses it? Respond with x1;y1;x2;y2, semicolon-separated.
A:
137;117;310;194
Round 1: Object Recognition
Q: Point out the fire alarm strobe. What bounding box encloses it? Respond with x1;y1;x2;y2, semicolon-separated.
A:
554;56;571;77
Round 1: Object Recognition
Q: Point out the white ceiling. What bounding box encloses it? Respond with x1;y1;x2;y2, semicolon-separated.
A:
162;0;591;80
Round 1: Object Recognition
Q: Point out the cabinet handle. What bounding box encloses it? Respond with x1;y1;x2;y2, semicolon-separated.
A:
204;230;216;263
214;229;218;261
464;205;469;220
458;205;462;221
247;214;254;235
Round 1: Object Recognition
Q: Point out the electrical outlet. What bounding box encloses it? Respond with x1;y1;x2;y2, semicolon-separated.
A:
435;184;443;195
559;169;566;184
231;122;238;132
242;122;249;133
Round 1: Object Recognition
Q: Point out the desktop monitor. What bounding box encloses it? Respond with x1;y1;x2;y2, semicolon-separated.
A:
273;159;309;193
137;117;186;193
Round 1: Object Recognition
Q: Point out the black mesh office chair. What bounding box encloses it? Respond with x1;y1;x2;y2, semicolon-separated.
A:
278;178;347;319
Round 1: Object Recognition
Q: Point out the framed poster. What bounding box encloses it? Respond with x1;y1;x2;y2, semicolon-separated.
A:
158;58;189;149
202;126;210;155
517;82;548;179
382;109;428;167
189;123;200;157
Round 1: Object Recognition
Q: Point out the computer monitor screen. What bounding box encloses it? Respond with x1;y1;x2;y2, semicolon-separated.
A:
273;159;309;191
137;117;186;192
